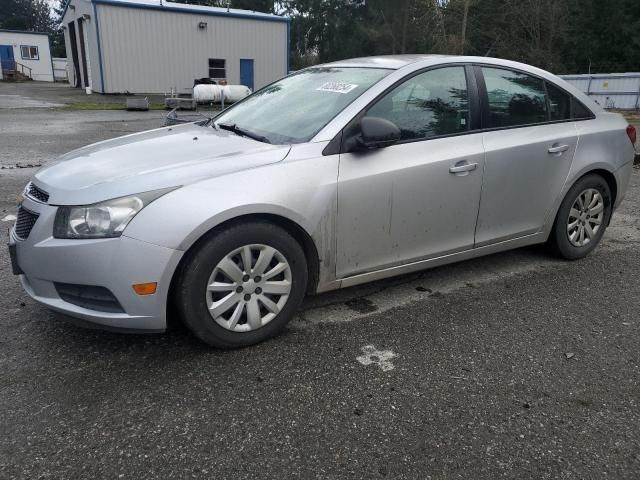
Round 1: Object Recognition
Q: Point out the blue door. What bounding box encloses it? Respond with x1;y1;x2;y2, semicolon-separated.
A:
0;45;15;71
240;59;254;91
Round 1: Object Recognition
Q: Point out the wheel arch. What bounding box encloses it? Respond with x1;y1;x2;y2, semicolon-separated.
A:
587;168;618;207
547;166;618;239
166;213;321;327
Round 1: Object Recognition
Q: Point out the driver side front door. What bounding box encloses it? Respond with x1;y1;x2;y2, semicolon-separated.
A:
336;66;485;279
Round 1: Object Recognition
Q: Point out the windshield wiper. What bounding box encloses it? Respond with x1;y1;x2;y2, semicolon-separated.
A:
217;123;271;144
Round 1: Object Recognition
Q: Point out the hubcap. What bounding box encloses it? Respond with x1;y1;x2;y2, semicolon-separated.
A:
567;188;604;247
205;244;292;332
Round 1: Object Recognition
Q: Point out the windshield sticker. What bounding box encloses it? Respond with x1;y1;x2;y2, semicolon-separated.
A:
316;82;359;94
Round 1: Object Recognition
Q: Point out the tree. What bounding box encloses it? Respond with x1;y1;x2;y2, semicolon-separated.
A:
51;0;66;57
0;0;54;32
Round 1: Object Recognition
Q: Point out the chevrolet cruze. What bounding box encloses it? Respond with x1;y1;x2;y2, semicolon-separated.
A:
9;55;637;348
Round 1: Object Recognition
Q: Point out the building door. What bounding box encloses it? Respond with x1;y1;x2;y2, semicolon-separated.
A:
0;45;15;72
240;59;254;91
77;19;89;88
68;22;82;88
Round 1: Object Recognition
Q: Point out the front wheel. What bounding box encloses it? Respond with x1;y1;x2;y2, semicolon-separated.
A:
175;222;308;348
549;173;612;260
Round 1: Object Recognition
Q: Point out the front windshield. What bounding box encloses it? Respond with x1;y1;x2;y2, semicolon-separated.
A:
215;67;391;144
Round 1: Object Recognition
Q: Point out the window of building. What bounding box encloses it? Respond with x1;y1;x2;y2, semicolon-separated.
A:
546;82;571;121
208;59;226;79
20;45;39;60
482;67;548;128
366;66;470;141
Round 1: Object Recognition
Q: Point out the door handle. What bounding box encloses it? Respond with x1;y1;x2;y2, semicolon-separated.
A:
449;162;478;174
548;144;569;154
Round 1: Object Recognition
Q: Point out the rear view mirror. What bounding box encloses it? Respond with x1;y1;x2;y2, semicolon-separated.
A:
357;117;401;149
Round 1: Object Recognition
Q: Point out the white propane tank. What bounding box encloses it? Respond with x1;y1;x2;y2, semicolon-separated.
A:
193;84;222;103
221;85;252;103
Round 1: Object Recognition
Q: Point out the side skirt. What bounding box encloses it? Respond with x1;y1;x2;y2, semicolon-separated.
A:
316;232;546;292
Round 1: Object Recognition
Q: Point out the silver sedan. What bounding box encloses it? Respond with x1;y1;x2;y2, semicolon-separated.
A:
9;55;637;348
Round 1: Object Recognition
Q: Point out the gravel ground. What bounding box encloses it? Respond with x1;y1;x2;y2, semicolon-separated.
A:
1;83;640;479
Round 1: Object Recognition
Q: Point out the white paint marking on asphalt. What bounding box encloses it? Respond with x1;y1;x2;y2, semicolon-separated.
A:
356;345;396;372
1;215;16;222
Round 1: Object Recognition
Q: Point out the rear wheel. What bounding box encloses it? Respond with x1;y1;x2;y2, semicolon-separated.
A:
175;222;307;348
549;174;612;260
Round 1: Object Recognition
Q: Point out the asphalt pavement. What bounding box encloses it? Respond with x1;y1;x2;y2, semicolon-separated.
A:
1;84;640;479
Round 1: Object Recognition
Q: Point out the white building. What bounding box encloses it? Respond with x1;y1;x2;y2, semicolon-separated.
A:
61;0;290;94
0;30;55;82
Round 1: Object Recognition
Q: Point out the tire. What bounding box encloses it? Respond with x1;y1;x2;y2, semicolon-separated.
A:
175;221;308;348
549;173;612;260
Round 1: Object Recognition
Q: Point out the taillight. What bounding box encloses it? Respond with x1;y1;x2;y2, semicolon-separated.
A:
627;125;637;145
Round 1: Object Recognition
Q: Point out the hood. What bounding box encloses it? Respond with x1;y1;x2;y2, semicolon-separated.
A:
33;123;291;205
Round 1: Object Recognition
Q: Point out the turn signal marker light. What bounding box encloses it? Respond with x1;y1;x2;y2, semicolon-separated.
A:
132;282;157;295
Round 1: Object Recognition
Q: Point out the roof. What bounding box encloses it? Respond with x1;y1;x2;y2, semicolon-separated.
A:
323;55;568;78
63;0;289;23
323;55;453;70
0;29;50;37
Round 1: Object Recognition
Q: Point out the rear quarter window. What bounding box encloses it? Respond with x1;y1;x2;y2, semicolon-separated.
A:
572;98;594;119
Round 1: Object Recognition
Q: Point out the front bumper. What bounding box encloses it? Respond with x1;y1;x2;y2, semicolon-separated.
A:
9;196;183;332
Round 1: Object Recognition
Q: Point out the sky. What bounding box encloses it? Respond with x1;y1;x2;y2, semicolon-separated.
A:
46;0;59;14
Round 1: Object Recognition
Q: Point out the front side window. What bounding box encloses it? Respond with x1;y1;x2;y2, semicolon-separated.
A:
366;66;470;141
20;45;39;60
208;59;225;79
482;67;547;127
215;67;390;144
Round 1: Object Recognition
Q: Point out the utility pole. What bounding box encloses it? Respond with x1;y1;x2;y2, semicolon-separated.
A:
460;0;472;55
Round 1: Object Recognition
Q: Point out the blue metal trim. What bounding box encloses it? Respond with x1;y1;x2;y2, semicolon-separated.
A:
0;29;49;36
93;2;105;93
92;0;289;23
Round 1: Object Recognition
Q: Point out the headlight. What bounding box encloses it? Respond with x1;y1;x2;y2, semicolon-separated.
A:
53;188;176;239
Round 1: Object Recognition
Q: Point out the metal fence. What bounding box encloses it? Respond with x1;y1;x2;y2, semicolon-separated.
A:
559;73;640;110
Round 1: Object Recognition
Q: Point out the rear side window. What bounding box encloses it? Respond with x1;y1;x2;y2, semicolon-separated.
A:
482;67;547;128
366;66;470;141
546;82;571;121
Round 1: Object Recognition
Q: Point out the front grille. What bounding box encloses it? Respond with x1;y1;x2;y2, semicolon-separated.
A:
14;207;39;240
26;183;49;203
54;283;125;313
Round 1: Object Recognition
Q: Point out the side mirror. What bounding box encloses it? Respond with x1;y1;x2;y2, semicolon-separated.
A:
357;116;401;149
